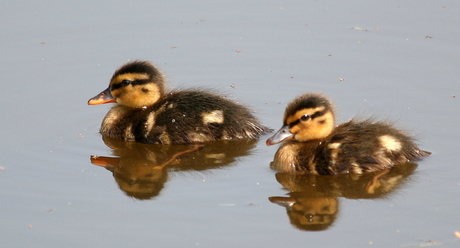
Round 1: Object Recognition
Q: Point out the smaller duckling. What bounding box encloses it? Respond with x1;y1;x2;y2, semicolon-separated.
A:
266;93;429;175
88;61;271;144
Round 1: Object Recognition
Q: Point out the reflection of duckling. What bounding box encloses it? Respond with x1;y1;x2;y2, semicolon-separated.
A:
270;195;338;231
267;93;429;175
91;145;202;199
88;61;271;144
269;163;418;231
90;136;259;200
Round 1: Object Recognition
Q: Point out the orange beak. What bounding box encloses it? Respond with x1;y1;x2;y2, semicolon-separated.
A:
88;87;117;105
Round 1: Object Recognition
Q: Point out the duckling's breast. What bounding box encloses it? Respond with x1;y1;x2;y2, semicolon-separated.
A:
100;105;138;141
271;141;327;175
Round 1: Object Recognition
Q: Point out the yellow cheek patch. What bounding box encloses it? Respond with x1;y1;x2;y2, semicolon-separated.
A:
111;88;121;98
309;111;334;138
289;125;301;134
114;84;162;108
288;110;334;141
136;84;161;105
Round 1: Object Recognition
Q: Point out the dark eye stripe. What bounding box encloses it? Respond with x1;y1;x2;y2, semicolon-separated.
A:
310;110;326;119
289;118;301;128
111;79;151;91
288;109;327;128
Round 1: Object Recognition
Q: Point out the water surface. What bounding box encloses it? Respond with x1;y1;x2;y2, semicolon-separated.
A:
1;1;459;247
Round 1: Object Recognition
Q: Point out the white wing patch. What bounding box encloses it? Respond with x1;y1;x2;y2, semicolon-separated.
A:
378;135;402;152
202;110;224;124
145;112;156;135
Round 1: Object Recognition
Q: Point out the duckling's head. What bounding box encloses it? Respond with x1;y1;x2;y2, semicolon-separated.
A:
267;93;335;145
88;61;165;108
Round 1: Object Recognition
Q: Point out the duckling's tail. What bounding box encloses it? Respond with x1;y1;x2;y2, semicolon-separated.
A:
416;149;431;157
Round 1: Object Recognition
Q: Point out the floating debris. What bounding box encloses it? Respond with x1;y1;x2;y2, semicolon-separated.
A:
218;203;236;207
351;27;368;31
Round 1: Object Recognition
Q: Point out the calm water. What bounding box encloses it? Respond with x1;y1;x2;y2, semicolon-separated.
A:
1;1;459;247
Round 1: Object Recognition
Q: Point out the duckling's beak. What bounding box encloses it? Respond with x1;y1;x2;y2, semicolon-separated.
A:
266;125;294;146
88;87;117;105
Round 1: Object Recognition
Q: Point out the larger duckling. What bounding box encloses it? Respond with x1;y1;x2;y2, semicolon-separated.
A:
88;61;271;144
266;93;429;175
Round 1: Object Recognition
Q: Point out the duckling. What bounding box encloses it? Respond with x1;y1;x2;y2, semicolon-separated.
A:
266;93;429;175
88;61;271;144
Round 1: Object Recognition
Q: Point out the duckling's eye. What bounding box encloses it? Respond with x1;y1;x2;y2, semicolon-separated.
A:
121;80;132;86
300;114;310;121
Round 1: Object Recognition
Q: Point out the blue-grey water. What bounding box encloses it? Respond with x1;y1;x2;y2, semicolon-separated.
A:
1;1;459;247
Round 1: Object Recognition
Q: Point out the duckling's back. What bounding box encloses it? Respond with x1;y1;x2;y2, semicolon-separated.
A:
101;90;271;144
322;119;429;174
